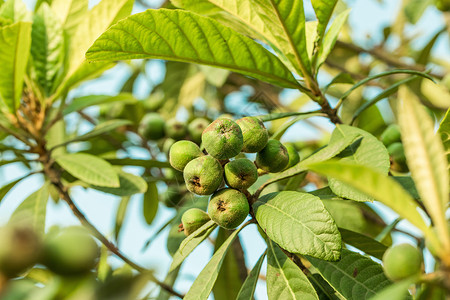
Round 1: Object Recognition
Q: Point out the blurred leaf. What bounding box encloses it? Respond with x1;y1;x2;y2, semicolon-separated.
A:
370;277;415;300
0;21;31;113
114;196;130;242
417;28;446;65
305;21;318;58
63;93;136;115
353;104;385;137
397;86;450;253
0;0;31;22
55;153;119;187
392;176;420;200
166;223;186;257
254;191;341;261
266;240;318;300
236;249;266;300
199;65;230;87
86;9;301;89
179;71;206;107
308;249;392;300
271;113;325;140
157;265;181;300
324;72;354;91
92;169;147;196
106;158;172;169
45;119;66;156
25;268;53;284
143;181;158;225
51;0;88;35
404;0;432;24
339;228;388;260
260;111;324;122
438;108;450;182
421;79;450;109
0;175;30;203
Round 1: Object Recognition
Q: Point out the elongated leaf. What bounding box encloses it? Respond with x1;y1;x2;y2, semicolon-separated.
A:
308;249;392;300
236;250;266;300
9;183;50;235
339;228;387;260
92;169;147;196
0;175;29;203
114;196;130;242
267;240;318;300
272;113;325;140
55;153;119;187
169;219;217;272
143;182;158;225
63;93;136;115
370;277;414;300
311;0;338;45
259;111;324;122
86;9;300;89
254;191;341;261
328;125;390;202
106;158;171;169
438;108;450;181
184;224;246;300
31;3;64;95
307;160;440;251
0;0;30;22
0;21;31;113
51;0;88;35
397;86;450;252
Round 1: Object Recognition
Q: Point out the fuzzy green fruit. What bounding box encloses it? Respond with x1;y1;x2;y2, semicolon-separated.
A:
224;158;258;190
165;118;187;141
138;113;165;140
183;156;223;195
381;124;401;146
188;118;210;145
284;143;300;169
382;243;422;281
208;189;249;230
43;227;99;276
202;118;243;159
181;208;211;236
256;139;289;173
387;142;408;173
236;117;269;153
169;140;203;171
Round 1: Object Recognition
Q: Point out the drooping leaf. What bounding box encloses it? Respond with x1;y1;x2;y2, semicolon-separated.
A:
236;249;266;300
92;169;147;196
266;240;318;300
143;181;158;225
0;175;30;203
328;125;390;202
86;9;300;89
9;182;50;235
438;108;450;182
253;191;341;261
259;111;324;122
106;158;171;169
308;249;392;300
339;228;388;260
63;93;136;115
397;86;450;253
55;153;119;187
184;223;247;300
0;21;31;113
51;0;88;35
114;196;130;242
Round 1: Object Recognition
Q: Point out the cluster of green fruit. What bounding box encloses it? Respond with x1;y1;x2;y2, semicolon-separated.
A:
168;116;299;234
382;243;423;281
381;124;408;173
0;225;99;279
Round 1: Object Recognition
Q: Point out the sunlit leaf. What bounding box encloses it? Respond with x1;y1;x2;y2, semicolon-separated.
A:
236;249;266;300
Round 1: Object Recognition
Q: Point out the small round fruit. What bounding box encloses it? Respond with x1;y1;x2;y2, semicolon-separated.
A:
42;227;100;276
256;139;289;173
208;189;249;230
165;118;187;141
381;124;401;146
138;113;165;141
183;156;223;195
181;208;211;236
236;117;269;153
387;142;408;172
188;118;210;145
224;158;258;190
169;140;203;171
0;226;41;278
284;143;300;169
201;118;243;159
382;243;422;281
161;186;184;207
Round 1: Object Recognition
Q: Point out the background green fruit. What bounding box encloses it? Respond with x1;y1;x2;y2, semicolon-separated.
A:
42;227;100;276
381;124;401;146
188;118;210;145
162;138;176;156
284;143;300;169
183;156;223;195
208;188;249;230
169;140;202;171
382;243;422;281
236;117;268;153
224;158;258;190
138;113;166;140
256;139;290;173
202;118;243;159
165;118;187;140
181;208;211;236
387;142;408;172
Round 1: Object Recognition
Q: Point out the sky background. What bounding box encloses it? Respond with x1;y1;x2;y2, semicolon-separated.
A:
0;0;449;299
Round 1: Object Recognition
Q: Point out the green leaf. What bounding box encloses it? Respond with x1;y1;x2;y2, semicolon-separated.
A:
308;249;392;300
307;160;440;251
114;196;130;242
370;277;414;300
311;0;338;46
92;169;147;196
236;250;266;300
184;224;247;300
143;181;158;225
339;228;388;260
86;9;300;89
0;175;29;203
0;0;30;22
404;0;432;24
397;86;450;253
55;153;119;187
51;0;88;35
271;113;326;140
259;111;324;122
63;93;136;115
0;21;31;113
328;125;390;202
392;176;420;200
9;182;50;235
266;240;318;300
106;158;171;169
31;3;64;95
253;191;341;261
438;108;450;182
168;219;217;273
